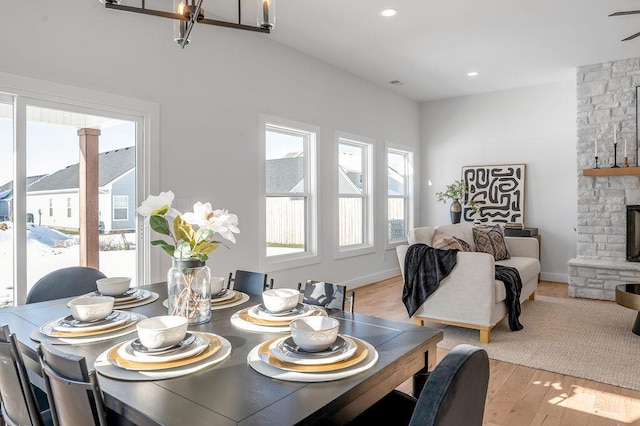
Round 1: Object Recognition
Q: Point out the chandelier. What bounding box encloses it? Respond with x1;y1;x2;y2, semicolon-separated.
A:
100;0;275;49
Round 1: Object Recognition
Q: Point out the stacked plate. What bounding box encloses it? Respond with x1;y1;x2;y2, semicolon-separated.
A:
248;334;379;382
34;310;145;344
73;289;160;309
94;332;232;381
230;303;328;333
162;289;251;311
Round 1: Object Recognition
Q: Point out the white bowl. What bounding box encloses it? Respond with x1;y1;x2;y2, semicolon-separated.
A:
96;277;131;296
290;316;340;352
262;288;300;313
69;296;115;322
211;277;225;296
136;315;188;350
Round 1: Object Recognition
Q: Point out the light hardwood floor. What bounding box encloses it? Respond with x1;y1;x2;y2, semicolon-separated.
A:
352;277;640;426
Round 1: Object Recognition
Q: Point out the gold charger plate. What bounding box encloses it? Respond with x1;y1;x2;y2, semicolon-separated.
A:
107;333;221;371
211;291;242;305
257;336;368;372
40;313;140;338
238;306;323;326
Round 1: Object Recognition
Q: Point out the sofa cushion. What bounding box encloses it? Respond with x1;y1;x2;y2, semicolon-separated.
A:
495;256;540;285
431;229;472;252
436;223;475;250
472;225;510;260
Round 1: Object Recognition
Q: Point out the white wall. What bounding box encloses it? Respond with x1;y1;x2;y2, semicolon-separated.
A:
1;1;419;288
420;81;578;282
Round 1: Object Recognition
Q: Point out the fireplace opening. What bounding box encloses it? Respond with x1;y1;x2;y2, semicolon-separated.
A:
627;205;640;261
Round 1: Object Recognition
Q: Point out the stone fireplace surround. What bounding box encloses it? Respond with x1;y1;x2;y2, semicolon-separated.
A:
568;58;640;301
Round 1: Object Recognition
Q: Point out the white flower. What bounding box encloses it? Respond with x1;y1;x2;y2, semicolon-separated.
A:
209;209;240;244
137;191;175;217
182;202;214;228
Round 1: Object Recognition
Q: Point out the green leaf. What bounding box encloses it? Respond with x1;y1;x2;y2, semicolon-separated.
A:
151;239;175;257
174;216;196;244
196;253;209;262
174;241;193;259
194;241;220;255
150;215;171;236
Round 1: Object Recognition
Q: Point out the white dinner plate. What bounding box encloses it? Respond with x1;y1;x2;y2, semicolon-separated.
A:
31;313;147;345
231;305;327;333
248;303;315;322
211;289;236;303
162;291;250;311
94;334;232;381
269;335;357;365
68;290;159;309
247;338;378;382
52;310;130;333
119;332;209;363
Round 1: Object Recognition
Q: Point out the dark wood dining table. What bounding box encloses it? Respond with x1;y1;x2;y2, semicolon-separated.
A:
2;282;443;425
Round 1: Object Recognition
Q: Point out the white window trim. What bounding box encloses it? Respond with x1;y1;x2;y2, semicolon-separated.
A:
259;114;320;272
1;71;159;304
113;195;129;221
335;131;375;259
385;142;414;250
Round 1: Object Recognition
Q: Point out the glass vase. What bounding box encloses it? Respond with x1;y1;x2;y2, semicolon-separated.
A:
167;258;211;325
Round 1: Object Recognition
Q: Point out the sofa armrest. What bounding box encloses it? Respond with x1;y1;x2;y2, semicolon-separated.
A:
505;237;539;259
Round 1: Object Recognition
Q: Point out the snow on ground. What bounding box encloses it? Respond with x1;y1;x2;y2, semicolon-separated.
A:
0;222;136;307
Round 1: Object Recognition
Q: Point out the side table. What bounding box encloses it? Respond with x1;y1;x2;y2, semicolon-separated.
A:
615;284;640;336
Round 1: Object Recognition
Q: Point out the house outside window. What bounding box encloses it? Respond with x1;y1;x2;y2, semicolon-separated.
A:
113;195;129;221
49;198;53;217
387;146;413;244
337;133;374;254
261;116;318;270
66;198;72;218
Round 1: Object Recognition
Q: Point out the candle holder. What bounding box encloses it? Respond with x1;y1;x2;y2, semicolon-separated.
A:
624;156;629;167
595;156;599;169
612;143;620;168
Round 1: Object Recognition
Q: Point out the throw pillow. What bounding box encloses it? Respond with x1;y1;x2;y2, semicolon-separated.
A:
472;224;511;260
432;229;472;252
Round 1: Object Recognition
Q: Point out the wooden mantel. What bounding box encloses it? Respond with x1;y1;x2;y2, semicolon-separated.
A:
583;166;640;176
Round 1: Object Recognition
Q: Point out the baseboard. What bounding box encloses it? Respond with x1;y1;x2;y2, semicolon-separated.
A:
343;268;401;290
540;272;568;283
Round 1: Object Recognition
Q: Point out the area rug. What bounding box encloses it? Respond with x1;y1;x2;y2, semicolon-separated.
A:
435;296;640;391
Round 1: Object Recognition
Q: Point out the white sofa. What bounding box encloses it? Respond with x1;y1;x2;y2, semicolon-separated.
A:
396;222;540;343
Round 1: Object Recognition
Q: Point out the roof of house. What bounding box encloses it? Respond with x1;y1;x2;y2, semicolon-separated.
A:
28;146;135;192
266;157;304;193
0;175;46;195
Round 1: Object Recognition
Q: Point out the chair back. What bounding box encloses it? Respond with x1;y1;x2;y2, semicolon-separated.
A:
0;325;46;426
409;344;489;426
298;280;355;313
37;343;107;426
228;270;272;295
26;267;106;304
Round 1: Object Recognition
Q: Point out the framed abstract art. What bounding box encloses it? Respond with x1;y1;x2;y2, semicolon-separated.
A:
462;164;525;224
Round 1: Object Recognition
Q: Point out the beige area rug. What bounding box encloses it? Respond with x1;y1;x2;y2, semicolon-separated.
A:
435;296;640;391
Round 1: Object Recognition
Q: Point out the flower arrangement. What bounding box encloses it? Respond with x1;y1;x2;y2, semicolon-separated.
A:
435;179;479;214
137;191;240;262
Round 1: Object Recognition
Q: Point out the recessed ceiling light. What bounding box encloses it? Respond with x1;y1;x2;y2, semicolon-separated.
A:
381;9;398;17
467;71;479;77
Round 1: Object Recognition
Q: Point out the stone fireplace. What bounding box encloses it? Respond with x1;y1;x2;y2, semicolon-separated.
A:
568;58;640;301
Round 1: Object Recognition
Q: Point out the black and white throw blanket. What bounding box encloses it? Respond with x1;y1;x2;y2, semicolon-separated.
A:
402;243;524;331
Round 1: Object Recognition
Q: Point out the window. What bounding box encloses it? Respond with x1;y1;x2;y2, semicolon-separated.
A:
387;147;413;244
66;198;72;218
113;195;129;221
49;199;53;217
261;116;318;268
337;134;373;253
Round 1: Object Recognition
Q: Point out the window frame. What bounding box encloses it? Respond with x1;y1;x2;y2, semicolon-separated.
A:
259;114;319;272
48;198;53;217
66;197;72;218
335;131;375;259
112;195;129;221
385;143;414;249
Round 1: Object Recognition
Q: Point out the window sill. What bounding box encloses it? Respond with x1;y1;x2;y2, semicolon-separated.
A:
261;253;321;273
335;245;375;260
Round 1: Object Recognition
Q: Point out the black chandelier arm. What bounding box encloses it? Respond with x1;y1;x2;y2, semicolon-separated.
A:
200;18;270;33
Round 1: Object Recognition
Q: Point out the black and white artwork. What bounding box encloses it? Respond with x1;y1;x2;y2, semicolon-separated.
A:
462;164;525;224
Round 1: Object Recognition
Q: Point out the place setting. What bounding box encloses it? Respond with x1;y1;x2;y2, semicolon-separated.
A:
230;288;328;333
247;316;379;382
94;315;231;381
72;276;160;309
31;294;147;345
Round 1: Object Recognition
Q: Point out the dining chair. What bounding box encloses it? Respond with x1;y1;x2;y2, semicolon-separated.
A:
227;270;273;295
297;280;355;313
36;342;107;426
26;266;107;304
348;344;490;426
0;324;53;426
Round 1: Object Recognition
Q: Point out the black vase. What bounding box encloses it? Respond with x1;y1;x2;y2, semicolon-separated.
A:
450;200;462;224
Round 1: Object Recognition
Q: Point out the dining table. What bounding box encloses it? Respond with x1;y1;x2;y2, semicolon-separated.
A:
2;282;443;426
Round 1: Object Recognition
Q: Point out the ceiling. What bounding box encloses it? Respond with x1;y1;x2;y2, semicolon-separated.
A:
267;0;640;102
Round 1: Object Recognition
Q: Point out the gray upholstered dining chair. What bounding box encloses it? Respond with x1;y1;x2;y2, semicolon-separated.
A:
0;324;53;426
227;270;273;295
297;280;355;313
349;344;490;426
25;267;106;304
36;342;107;426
